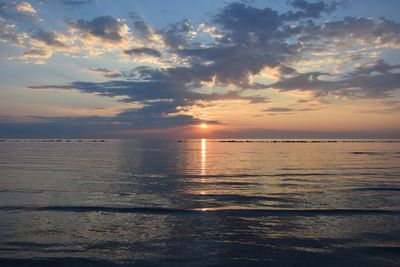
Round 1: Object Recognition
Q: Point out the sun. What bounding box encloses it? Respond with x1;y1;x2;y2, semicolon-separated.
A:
200;123;208;129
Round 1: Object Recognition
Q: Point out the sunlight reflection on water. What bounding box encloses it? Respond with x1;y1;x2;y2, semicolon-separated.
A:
201;138;206;176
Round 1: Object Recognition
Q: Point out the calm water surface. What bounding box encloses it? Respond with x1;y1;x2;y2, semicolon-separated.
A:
0;139;399;266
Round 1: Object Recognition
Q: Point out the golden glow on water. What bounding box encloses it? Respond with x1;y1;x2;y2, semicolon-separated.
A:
201;138;206;175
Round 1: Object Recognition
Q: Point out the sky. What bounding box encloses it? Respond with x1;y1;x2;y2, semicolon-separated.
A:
0;0;400;138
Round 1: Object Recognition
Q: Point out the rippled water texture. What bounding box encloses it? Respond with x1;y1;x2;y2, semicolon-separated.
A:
0;139;399;266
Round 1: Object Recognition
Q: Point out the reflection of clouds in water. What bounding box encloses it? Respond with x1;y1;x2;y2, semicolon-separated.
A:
201;138;206;176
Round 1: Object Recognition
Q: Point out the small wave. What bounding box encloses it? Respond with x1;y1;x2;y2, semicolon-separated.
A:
181;173;335;178
0;258;118;267
120;173;168;178
0;188;71;194
281;178;320;183
364;245;400;252
117;173;337;179
190;193;283;202
350;187;400;192
188;180;261;186
1;206;399;216
351;152;384;155
176;174;266;178
273;173;334;177
351;151;400;156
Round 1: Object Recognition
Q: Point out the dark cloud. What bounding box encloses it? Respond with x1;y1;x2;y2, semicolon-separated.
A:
0;100;219;138
214;2;282;45
29;61;268;130
351;60;400;76
31;30;68;48
89;68;123;78
161;2;300;88
292;16;400;48
175;46;284;86
160;19;194;49
262;107;316;115
66;15;128;43
61;0;94;7
269;72;331;94
89;67;113;73
132;20;153;41
124;47;161;58
283;0;344;20
263;107;293;112
114;105;206;129
30;76;266;106
297;99;309;103
0;114;201;138
128;11;157;44
270;60;400;98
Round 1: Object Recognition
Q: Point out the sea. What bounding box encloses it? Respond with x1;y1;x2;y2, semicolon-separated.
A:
0;139;399;266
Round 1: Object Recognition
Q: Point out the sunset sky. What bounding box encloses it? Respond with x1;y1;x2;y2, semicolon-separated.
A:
0;0;400;138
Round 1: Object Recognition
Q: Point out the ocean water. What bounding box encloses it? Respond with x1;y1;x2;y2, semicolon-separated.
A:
0;139;399;266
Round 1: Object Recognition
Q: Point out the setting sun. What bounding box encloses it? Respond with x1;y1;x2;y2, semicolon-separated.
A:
200;123;208;129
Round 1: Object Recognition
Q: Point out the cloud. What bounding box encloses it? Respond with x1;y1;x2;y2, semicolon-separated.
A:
20;16;135;58
19;48;52;59
163;2;302;88
160;19;196;49
29;61;269;130
263;107;293;112
297;99;309;103
0;20;25;45
89;68;124;78
61;0;94;7
66;15;131;46
132;20;153;42
0;112;216;138
174;45;294;87
24;30;78;57
213;2;282;45
0;1;38;23
29;75;266;106
31;30;69;49
292;16;400;49
124;47;161;58
129;13;156;42
262;106;316;116
283;0;344;20
0;100;217;138
269;60;400;98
